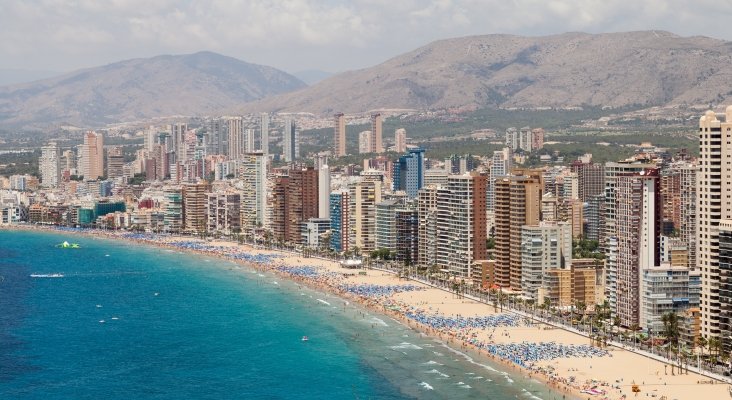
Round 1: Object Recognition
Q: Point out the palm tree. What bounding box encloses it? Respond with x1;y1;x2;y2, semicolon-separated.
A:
662;312;680;363
697;335;707;359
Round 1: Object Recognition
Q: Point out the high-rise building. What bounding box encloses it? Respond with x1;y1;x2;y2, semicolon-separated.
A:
334;113;346;157
571;160;605;202
394;128;407;153
660;169;681;234
494;169;543;289
329;190;350;253
679;162;697;270
228;117;244;160
487;148;512;212
237;152;268;230
171;123;188;163
182;181;211;234
358;131;371;154
641;264;700;333
317;156;330;219
375;199;400;252
206;191;241;234
393;148;425;198
434;174;487;278
395;206;419;264
245;128;255;153
615;169;661;328
106;146;125;180
62;149;76;173
271;165;319;243
163;187;183;233
205;118;228;156
718;220;732;353
418;186;438;267
349;179;382;255
39;142;61;188
698;108;732;341
531;128;545;150
370;113;383;153
520;222;572;300
259;113;269;155
78;131;104;180
282;118;299;162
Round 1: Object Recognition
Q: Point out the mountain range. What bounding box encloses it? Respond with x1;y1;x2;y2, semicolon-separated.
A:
0;51;305;129
3;31;732;129
243;31;732;114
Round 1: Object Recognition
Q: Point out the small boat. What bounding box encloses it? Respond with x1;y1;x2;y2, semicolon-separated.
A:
301;336;309;342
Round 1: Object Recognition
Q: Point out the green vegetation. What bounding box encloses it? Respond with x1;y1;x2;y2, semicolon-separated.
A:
128;173;146;185
0;150;40;177
572;239;605;260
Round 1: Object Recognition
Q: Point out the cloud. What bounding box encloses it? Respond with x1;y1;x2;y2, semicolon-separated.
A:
2;0;732;73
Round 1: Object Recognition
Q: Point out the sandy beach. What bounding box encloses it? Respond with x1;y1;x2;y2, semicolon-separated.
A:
7;226;731;400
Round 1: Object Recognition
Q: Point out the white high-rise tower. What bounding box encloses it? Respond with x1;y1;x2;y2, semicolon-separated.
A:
260;113;269;155
318;156;330;219
40;141;61;188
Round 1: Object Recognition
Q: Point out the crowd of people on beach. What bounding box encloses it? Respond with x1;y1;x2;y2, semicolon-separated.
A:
404;310;528;330
337;283;425;298
480;341;610;367
118;232;282;264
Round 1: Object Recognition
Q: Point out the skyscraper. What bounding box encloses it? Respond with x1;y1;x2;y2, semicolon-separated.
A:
182;181;211;234
615;169;660;327
570;160;605;202
317;156;330;219
334;113;346;157
698;108;732;341
329;190;350;253
358;131;372;154
271;165;319;243
418;186;438;267
494;169;543;289
106;146;125;180
349;179;382;255
434;173;487;278
370;113;383;153
238;152;268;230
260;113;269;155
228;117;244;160
282;118;298;162
39;141;61;188
78;131;104;180
394;128;407;153
520;222;572;300
245;129;255;153
393;148;425;198
171;123;188;162
487;148;512;212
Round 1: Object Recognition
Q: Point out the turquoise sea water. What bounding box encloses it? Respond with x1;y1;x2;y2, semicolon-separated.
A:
0;230;561;399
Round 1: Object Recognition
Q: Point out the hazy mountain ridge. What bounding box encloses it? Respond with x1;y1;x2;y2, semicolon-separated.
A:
240;31;732;114
0;51;305;129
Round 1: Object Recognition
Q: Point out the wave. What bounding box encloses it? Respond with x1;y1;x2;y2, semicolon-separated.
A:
29;273;64;278
424;369;449;378
317;299;330;306
369;317;388;327
522;389;543;400
422;360;443;366
419;382;434;390
389;342;422;350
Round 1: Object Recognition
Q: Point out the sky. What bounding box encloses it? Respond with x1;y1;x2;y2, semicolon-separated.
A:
3;0;732;76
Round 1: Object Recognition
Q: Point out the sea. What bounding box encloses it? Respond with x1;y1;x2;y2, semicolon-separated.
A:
0;230;561;400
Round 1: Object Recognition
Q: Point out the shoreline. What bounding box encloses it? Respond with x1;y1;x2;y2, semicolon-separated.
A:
5;225;729;400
